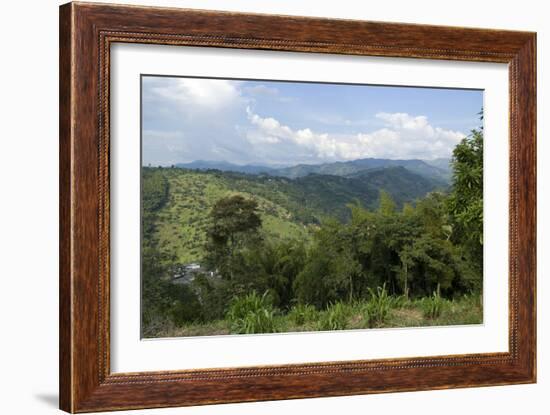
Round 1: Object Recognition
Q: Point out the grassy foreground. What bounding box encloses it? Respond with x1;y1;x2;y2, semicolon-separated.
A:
144;291;482;338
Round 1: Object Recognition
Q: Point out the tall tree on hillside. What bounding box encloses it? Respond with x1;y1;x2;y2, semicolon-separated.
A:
447;112;484;273
205;195;262;279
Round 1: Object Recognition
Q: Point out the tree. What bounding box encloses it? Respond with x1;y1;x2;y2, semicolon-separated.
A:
396;244;414;299
254;239;307;309
205;195;262;279
208;195;262;245
447;116;484;274
347;192;475;299
293;218;363;308
378;190;396;216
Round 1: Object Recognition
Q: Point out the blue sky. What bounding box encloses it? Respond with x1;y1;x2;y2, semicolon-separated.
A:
142;76;483;167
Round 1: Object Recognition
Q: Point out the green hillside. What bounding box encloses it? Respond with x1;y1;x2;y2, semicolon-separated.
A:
348;166;448;206
151;169;313;264
145;166;445;264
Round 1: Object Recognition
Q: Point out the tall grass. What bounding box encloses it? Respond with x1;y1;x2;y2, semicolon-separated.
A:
318;302;350;331
288;304;318;326
226;292;276;334
365;283;393;326
153;288;482;338
418;285;447;319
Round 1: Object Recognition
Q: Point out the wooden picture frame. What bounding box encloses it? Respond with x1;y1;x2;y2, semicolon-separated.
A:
59;2;536;412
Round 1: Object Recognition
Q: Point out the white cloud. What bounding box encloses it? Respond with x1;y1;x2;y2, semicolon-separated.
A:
361;112;466;159
142;78;254;165
148;78;242;111
246;107;294;144
376;112;430;130
244;109;465;161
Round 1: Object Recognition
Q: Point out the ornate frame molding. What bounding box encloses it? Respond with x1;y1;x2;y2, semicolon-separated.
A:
60;2;536;412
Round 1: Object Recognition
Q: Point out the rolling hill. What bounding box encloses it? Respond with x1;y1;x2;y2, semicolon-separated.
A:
144;165;447;264
347;166;447;205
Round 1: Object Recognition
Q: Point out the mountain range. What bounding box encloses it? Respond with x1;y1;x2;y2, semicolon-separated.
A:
175;157;452;184
175;160;277;175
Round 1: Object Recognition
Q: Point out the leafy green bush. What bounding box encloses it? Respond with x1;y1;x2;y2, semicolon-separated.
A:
288;304;318;326
318;302;349;331
227;292;276;334
365;284;392;326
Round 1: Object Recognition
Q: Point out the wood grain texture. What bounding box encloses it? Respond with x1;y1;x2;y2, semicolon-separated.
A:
59;3;73;411
59;2;537;412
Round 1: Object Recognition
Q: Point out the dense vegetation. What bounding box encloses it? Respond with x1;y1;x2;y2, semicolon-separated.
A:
141;123;483;338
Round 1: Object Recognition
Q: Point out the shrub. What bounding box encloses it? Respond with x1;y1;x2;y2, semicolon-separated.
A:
318;302;349;331
227;292;276;334
288;304;318;326
365;284;392;326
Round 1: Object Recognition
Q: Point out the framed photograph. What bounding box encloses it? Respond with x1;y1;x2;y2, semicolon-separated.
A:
59;2;536;412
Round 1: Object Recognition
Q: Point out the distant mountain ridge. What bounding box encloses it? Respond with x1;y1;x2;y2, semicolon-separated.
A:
175;160;277;175
423;158;453;177
270;158;451;182
176;157;452;183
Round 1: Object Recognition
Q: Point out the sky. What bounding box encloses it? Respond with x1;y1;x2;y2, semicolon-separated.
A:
142;76;483;167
